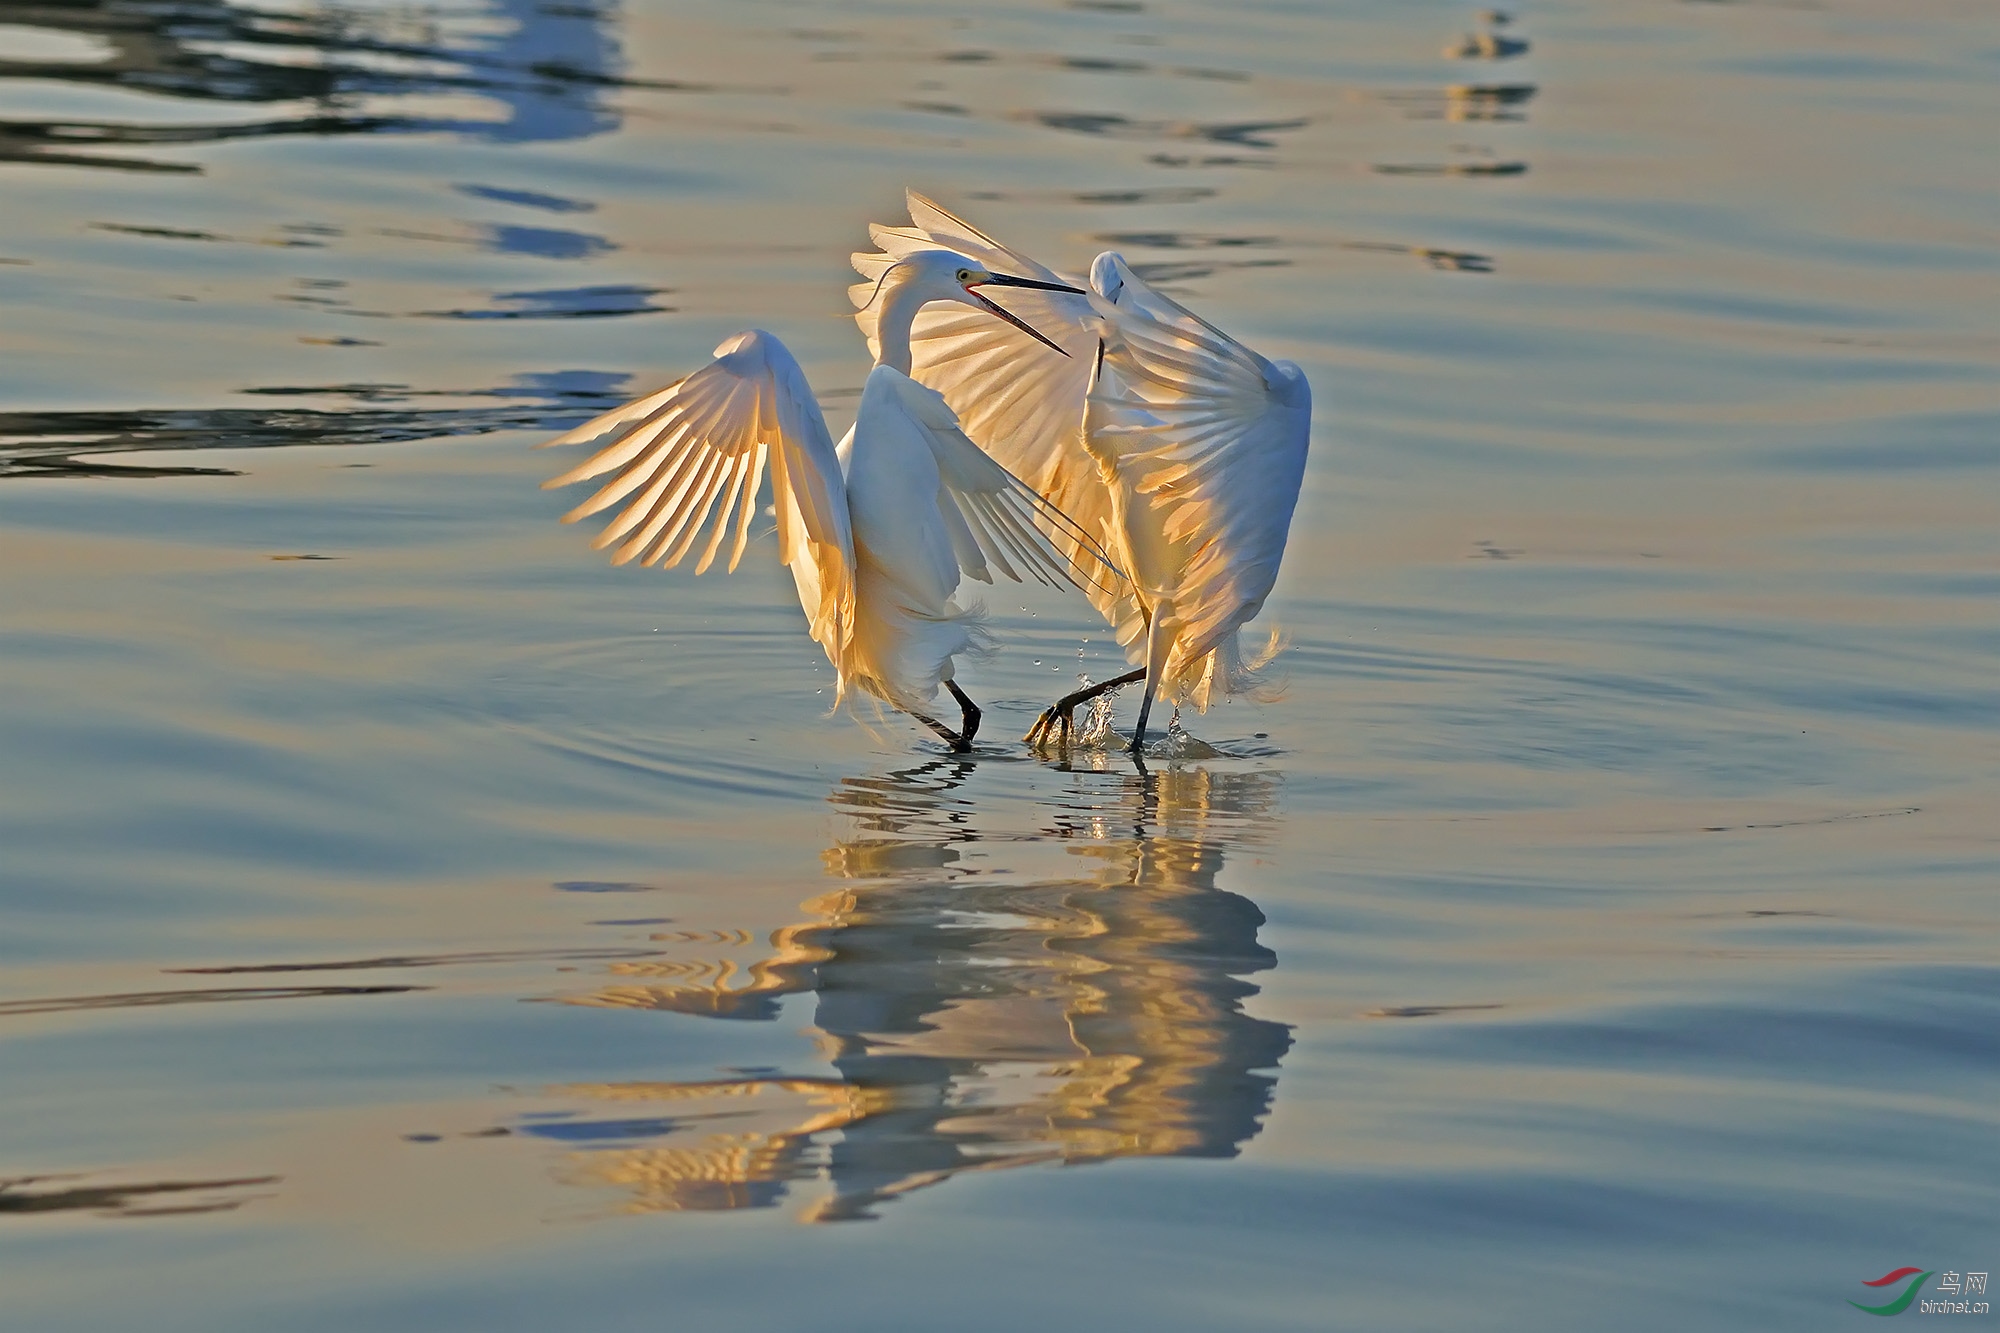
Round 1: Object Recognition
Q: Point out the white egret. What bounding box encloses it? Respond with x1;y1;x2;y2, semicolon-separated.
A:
854;193;1313;753
539;250;1114;752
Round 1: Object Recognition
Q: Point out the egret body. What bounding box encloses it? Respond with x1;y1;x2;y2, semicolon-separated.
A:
541;251;1106;751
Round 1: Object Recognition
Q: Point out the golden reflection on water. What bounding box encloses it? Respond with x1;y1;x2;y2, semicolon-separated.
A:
549;763;1290;1222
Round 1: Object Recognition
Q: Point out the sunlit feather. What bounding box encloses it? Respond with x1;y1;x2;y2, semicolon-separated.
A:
859;193;1312;744
545;254;1120;751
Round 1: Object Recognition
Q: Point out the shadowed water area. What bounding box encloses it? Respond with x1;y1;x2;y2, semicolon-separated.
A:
1;0;1997;1327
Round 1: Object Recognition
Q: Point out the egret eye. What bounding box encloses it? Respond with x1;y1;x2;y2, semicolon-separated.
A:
956;269;974;283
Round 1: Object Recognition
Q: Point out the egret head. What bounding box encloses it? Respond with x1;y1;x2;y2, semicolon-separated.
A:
899;250;1085;356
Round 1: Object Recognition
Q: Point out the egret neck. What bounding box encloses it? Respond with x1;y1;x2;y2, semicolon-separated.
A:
860;251;1081;376
869;270;932;375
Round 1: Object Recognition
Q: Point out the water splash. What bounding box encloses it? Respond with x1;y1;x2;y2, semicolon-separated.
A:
1079;685;1122;748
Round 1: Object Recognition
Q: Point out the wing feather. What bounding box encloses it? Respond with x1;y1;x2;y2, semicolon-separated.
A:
660;442;747;571
590;444;703;552
537;379;684;452
542;330;856;661
624;450;722;566
854;193;1121;609
948;488;1008;585
561;418;700;521
861;198;1313;701
1084;257;1311;670
866;368;1121;596
968;490;1067;588
693;447;754;575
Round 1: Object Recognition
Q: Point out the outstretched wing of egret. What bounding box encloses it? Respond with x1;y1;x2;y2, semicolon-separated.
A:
861;367;1121;596
539;329;856;658
1083;254;1312;674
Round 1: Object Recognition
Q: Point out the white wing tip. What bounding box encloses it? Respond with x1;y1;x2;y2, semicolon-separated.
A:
536;422;607;451
543;455;613;489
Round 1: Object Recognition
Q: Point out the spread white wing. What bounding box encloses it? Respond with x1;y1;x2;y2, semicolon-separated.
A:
539;329;856;658
1084;254;1312;670
857;194;1311;692
853;193;1118;604
862;367;1119;596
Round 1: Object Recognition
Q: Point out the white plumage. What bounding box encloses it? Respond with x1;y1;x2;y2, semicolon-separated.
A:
855;192;1313;750
542;251;1109;751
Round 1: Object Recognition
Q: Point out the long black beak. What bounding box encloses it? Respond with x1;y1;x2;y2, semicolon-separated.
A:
965;273;1086;357
978;273;1087;295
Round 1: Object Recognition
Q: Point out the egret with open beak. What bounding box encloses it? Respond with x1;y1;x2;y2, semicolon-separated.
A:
541;249;1120;754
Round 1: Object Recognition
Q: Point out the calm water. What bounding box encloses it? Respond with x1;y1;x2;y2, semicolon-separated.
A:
2;0;1997;1326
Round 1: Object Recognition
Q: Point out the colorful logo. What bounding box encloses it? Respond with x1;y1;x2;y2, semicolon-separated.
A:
1851;1268;1931;1316
1850;1267;1993;1316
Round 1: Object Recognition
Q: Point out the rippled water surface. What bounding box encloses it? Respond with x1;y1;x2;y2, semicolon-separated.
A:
3;0;1997;1327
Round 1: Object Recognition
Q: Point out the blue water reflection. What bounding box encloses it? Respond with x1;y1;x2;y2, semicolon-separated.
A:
454;184;597;214
0;370;631;477
0;0;626;171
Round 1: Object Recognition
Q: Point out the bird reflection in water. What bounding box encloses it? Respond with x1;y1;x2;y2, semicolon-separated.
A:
545;762;1291;1222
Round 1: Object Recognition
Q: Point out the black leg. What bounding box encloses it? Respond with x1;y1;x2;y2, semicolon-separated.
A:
944;680;980;749
1129;676;1158;754
908;710;965;751
1128;611;1170;755
1024;667;1148;748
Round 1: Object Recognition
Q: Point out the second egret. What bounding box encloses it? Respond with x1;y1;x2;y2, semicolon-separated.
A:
855;193;1314;753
